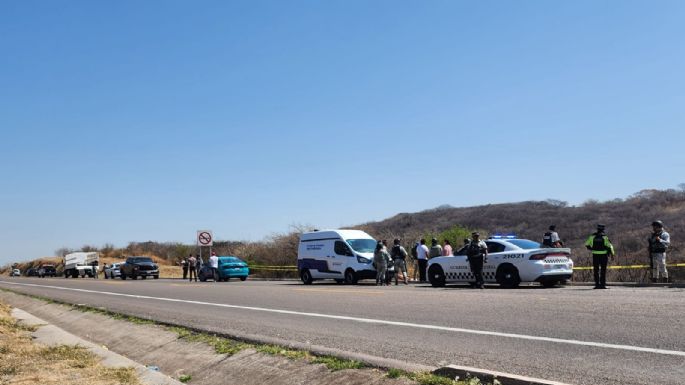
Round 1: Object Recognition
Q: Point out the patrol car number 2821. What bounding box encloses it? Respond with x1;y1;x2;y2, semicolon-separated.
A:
427;236;574;288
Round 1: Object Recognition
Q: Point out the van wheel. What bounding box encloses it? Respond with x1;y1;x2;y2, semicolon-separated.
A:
301;269;313;285
428;265;446;287
344;269;357;285
496;264;521;288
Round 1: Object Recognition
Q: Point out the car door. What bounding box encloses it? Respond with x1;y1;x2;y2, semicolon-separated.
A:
484;241;507;282
333;240;354;277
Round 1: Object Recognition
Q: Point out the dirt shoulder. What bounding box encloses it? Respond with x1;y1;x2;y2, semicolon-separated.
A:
0;299;140;385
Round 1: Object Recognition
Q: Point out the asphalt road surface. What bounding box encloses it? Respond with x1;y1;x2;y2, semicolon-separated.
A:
1;277;683;385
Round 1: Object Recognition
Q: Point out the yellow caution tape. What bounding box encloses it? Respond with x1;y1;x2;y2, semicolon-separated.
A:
573;263;685;271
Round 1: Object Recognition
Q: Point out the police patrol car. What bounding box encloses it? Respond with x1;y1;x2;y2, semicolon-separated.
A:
427;236;574;288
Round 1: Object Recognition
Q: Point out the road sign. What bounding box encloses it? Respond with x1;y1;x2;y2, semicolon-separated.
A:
197;230;213;247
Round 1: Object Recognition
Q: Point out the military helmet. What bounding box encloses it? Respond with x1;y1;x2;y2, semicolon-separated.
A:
652;220;664;228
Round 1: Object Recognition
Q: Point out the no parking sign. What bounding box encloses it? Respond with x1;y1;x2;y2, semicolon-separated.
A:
196;230;213;247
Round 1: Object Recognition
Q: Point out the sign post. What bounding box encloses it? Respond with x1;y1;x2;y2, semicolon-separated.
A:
197;230;213;266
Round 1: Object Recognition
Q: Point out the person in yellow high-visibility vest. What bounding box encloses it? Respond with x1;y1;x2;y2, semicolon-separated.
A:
584;224;615;289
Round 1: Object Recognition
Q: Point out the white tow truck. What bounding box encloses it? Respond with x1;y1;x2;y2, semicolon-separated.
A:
63;252;100;278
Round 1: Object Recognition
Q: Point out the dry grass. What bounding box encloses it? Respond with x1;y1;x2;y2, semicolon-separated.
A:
0;301;140;385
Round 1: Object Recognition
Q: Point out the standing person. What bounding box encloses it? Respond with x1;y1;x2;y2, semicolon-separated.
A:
442;239;453;256
181;255;189;280
584;224;615;289
195;254;203;277
542;225;563;248
411;242;419;281
429;238;443;259
416;239;430;282
188;254;197;282
390;239;409;285
91;260;98;279
648;220;670;283
455;238;470;255
466;232;488;289
374;241;389;286
209;252;219;282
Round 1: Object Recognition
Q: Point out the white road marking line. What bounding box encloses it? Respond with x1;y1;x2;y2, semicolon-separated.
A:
2;280;684;358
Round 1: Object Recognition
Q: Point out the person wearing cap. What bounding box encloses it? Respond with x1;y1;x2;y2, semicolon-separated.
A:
647;221;670;283
584;224;615;289
209;251;219;282
429;238;443;259
466;232;488;289
374;241;390;286
390;239;409;285
415;239;430;282
542;225;563;248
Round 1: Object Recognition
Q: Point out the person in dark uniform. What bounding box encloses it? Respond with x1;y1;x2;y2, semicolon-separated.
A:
181;254;190;280
466;232;488;289
584;224;615;289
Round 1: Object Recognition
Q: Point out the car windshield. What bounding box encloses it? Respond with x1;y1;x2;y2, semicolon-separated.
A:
220;257;243;264
346;239;376;253
131;257;153;263
507;239;542;249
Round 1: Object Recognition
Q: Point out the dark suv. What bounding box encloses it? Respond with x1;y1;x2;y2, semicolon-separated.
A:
38;265;57;278
119;257;159;280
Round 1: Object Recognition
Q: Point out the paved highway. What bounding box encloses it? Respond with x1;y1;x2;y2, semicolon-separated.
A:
0;277;683;385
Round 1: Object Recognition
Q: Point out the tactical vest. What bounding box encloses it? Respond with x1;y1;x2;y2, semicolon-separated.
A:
649;233;667;253
467;242;483;258
542;232;553;247
391;245;406;260
592;234;607;252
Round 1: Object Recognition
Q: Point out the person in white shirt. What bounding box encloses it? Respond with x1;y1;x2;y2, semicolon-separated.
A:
209;252;219;282
416;239;430;282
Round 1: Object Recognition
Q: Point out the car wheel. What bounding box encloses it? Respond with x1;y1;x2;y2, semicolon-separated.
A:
132;274;137;280
153;275;159;279
496;264;521;288
344;269;358;285
301;269;313;285
334;279;344;284
199;276;206;282
141;276;147;280
240;276;247;281
559;279;568;286
428;264;446;287
120;273;126;280
541;280;558;288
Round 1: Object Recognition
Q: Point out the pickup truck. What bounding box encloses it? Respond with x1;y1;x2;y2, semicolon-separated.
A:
38;265;57;278
119;257;159;280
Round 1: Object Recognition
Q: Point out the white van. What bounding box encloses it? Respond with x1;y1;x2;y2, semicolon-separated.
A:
297;229;377;284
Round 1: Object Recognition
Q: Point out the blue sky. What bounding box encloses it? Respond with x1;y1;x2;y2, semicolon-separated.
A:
1;0;684;263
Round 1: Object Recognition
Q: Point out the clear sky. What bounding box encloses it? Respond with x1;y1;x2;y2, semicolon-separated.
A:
1;1;684;264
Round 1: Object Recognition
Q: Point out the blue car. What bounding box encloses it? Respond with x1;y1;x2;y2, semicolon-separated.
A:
199;256;250;282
